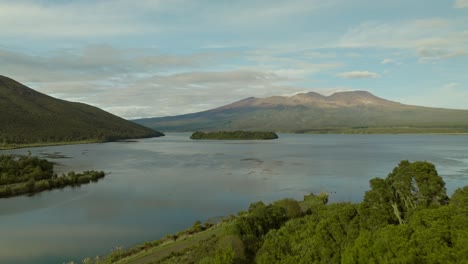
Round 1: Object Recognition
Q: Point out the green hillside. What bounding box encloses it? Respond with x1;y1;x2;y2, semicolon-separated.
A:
134;91;468;133
0;75;164;148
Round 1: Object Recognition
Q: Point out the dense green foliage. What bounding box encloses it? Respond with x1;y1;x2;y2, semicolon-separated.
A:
82;161;468;264
190;131;278;140
135;92;468;133
359;161;449;227
0;75;164;148
0;154;105;198
255;161;467;264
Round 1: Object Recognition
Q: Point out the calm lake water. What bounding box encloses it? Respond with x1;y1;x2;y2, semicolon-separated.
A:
1;133;468;263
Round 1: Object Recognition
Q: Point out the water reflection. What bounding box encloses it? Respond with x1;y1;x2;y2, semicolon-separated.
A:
0;134;467;263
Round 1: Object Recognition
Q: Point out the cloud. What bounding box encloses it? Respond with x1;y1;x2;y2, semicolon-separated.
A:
2;1;466;118
338;71;380;79
0;1;165;38
94;71;299;118
151;70;281;85
0;0;337;40
381;58;395;64
454;0;468;8
208;0;336;28
245;51;342;79
443;82;461;89
417;47;465;63
0;44;343;118
0;45;233;83
339;18;468;62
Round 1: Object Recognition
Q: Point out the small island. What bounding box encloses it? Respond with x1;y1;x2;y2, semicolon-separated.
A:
190;131;279;140
0;154;105;198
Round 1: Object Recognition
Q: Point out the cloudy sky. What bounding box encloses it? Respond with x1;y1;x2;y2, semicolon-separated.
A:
1;0;467;118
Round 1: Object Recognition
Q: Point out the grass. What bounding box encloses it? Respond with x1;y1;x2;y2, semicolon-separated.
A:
117;226;223;264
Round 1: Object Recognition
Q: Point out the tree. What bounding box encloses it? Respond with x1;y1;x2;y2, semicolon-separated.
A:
342;225;414;264
276;199;303;219
360;161;448;227
450;186;468;213
257;203;359;264
191;220;204;233
213;246;235;264
26;177;35;193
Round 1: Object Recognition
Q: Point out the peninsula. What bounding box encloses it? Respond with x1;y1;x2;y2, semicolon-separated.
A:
0;154;105;198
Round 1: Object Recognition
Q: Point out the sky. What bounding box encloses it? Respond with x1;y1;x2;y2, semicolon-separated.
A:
0;0;467;119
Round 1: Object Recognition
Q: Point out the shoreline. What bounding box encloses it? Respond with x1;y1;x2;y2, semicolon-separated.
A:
0;135;164;150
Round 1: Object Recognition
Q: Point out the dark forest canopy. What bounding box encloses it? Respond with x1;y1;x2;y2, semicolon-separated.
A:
0;154;105;198
82;161;468;264
0;75;164;149
190;131;279;140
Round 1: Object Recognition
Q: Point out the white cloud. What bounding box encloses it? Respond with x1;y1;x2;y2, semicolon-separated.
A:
0;45;233;83
339;18;468;62
91;71;304;118
204;0;338;30
0;46;263;118
381;58;395;64
0;44;345;118
0;1;165;37
417;48;465;63
245;52;342;79
338;71;380;79
443;82;461;89
454;0;468;8
0;0;338;39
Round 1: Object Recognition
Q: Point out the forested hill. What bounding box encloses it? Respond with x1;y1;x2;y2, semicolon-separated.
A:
0;75;164;148
134;91;468;133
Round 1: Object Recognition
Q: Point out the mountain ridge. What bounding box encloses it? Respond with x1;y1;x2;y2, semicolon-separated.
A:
134;91;468;133
0;75;164;148
218;90;401;110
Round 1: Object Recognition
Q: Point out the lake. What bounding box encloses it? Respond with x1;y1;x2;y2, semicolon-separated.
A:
1;133;468;263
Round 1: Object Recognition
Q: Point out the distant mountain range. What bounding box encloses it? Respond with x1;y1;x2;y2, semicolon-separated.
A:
134;91;468;133
0;75;163;148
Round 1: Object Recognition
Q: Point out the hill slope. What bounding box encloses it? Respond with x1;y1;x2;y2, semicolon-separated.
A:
0;75;163;148
134;91;468;133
